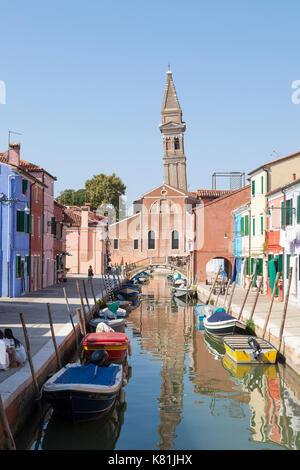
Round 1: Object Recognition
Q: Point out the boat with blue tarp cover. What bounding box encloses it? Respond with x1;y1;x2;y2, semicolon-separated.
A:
194;304;214;322
203;308;243;336
42;351;124;423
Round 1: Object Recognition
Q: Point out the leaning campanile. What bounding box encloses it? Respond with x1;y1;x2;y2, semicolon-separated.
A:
159;69;187;191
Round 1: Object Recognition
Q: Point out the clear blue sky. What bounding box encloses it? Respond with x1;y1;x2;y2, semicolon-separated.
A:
1;0;300;208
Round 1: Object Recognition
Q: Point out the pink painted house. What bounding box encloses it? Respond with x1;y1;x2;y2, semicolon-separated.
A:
64;204;108;275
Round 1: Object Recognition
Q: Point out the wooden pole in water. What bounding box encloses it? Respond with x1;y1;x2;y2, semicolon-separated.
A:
76;307;86;337
263;271;280;339
0;394;16;450
238;274;254;320
206;265;222;305
63;287;80;354
47;303;62;370
76;280;87;325
223;280;230;307
82;279;92;318
278;266;293;353
19;313;41;409
88;277;98;312
248;276;263;322
227;281;236;313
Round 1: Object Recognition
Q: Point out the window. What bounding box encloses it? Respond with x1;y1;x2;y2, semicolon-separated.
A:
174;137;180;150
286;199;293;226
171;230;179;250
22;179;28;195
148;230;155;250
297;195;300;224
26;213;32;234
17;210;25;232
241;217;244;237
261;175;264;194
37;217;41;237
113;239;118;250
252;218;255;236
270;204;274;230
16;255;21;278
260;216;264;235
281;201;285;227
286;254;291;278
133;239;139;250
26;255;30;276
245;215;249;236
252;180;255;196
34;186;38;202
246;257;250;275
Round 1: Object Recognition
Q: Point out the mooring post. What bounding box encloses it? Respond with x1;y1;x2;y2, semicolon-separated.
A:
88;277;98;312
263;271;280;339
0;394;16;450
82;279;92;318
47;303;62;370
207;265;222;305
238;274;254;320
248;276;263;322
278;266;293;353
227;281;236;313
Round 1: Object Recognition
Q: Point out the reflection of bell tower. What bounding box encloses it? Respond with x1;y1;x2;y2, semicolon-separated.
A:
159;69;187;191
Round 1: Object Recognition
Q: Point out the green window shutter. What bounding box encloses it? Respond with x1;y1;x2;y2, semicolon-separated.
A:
246;257;250;275
22;179;28;195
252;218;255;236
245;215;249;236
258;258;263;276
281;201;285;227
241;217;244;237
17;210;25;232
260;216;264;235
286;254;291;279
26;255;31;276
16;256;21;278
297;195;300;223
26;214;32;234
261;175;264;194
251;258;254;274
286;199;293;226
278;254;283;279
252;180;255;196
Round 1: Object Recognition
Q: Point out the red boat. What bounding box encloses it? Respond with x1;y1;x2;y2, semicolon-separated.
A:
82;332;130;363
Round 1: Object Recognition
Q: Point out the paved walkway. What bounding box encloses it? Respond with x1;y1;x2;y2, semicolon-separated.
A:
197;282;300;376
0;275;107;402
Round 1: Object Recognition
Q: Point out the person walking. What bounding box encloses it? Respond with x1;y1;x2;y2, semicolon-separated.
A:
88;265;94;278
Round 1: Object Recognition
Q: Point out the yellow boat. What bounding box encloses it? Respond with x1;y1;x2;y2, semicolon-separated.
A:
223;335;278;364
222;353;278;379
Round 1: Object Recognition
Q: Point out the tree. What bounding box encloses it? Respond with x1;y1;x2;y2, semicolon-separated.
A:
85;173;126;217
57;188;87;206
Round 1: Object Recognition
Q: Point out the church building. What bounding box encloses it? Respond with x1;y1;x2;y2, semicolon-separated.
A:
109;70;231;272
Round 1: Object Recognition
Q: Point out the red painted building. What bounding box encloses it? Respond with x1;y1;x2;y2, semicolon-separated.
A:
192;185;251;282
29;174;45;291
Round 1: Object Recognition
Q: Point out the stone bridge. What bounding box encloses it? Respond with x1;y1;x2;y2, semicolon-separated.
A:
126;257;187;279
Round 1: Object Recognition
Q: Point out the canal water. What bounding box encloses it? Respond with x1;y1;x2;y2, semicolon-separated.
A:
28;274;300;450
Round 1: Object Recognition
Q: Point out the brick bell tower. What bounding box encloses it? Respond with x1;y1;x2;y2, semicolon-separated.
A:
159;68;187;191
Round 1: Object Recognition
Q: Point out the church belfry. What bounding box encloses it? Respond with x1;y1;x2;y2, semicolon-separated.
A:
159;69;187;191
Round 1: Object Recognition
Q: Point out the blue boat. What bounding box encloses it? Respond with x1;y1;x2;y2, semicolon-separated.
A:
42;351;123;423
203;308;239;336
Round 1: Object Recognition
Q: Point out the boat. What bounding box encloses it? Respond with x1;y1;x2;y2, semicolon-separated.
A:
173;284;195;299
82;331;130;363
89;317;126;333
106;300;132;312
203;308;243;336
223;335;278;364
118;287;139;299
99;301;128;319
42;350;124;423
193;304;214;322
222;353;278;380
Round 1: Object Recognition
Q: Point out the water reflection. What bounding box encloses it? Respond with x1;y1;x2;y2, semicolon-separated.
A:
34;274;300;450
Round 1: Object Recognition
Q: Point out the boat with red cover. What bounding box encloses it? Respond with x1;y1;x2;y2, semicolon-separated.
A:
82;332;130;363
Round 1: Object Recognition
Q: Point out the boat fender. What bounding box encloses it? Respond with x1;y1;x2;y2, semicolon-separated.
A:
248;336;261;360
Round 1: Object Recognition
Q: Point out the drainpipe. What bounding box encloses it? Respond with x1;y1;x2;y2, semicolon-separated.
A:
7;174;14;297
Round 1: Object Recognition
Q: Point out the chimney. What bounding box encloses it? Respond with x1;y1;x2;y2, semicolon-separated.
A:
8;142;20;167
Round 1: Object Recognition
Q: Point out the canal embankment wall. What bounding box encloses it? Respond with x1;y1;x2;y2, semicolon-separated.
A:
0;275;115;450
196;282;300;377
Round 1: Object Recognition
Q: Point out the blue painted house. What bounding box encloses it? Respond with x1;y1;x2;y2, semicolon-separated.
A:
0;144;33;297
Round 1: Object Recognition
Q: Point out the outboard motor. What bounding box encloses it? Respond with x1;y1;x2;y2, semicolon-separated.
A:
89;349;109;367
248;336;261;360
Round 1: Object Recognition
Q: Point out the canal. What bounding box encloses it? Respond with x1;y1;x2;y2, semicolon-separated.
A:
26;273;300;450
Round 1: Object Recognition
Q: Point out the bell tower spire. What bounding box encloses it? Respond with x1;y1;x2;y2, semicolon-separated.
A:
159;69;187;191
